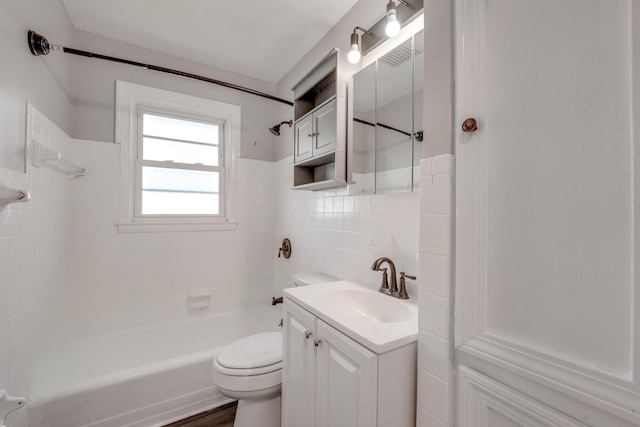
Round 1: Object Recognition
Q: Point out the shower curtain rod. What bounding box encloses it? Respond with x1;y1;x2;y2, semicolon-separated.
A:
27;30;294;107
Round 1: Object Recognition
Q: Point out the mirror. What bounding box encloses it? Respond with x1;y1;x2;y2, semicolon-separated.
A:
413;30;424;189
376;37;414;193
350;62;377;195
349;29;423;194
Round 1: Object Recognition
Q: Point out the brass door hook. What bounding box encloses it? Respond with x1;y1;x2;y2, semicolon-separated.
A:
278;238;292;259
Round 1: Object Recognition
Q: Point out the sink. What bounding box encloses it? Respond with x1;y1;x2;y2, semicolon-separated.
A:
319;289;413;323
284;280;418;353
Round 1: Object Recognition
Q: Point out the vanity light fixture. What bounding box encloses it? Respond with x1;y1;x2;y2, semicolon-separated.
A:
269;120;292;136
385;0;408;37
348;27;372;64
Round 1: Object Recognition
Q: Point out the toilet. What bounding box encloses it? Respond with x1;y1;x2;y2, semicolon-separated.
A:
211;272;334;427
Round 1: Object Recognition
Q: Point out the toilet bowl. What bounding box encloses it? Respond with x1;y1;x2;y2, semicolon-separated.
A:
212;332;283;427
211;272;334;427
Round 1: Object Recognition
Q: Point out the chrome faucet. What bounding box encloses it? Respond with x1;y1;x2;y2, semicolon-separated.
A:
370;257;397;295
371;257;416;300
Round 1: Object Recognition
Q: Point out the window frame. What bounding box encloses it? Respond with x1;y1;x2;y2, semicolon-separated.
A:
116;81;240;233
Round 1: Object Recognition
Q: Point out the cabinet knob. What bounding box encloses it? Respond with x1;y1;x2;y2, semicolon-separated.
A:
305;331;312;339
461;118;478;133
314;339;321;347
307;132;317;137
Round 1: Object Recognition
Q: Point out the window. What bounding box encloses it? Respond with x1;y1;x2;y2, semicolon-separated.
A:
116;81;240;232
137;112;223;216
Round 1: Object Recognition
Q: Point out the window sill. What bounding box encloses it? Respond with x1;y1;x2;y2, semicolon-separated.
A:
117;222;238;233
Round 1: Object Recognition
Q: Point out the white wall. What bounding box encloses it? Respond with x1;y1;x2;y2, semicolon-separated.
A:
0;0;74;171
416;155;454;427
1;106;75;427
63;139;277;336
0;1;75;425
70;31;282;162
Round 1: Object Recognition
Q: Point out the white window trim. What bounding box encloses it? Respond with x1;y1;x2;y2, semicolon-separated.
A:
115;81;240;232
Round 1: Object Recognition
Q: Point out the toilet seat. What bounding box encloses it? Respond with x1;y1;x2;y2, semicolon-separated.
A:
214;358;282;376
213;331;283;377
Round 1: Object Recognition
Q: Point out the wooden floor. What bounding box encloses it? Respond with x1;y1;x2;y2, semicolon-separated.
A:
164;402;237;427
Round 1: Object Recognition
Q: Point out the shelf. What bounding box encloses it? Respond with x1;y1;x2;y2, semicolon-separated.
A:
290;178;347;192
294;71;337;121
294;151;335;167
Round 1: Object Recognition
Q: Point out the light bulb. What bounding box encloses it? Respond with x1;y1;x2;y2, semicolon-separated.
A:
348;44;361;64
348;32;361;64
385;13;400;37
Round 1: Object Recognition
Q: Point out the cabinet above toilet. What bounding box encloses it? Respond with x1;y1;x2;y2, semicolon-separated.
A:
291;49;350;191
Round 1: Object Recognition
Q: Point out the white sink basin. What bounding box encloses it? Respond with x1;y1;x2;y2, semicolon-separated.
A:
319;289;413;323
284;280;418;354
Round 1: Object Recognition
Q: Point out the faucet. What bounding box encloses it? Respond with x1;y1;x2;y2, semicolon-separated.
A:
371;257;397;295
371;257;416;299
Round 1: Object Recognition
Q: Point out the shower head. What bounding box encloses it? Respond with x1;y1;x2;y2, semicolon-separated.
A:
269;120;292;136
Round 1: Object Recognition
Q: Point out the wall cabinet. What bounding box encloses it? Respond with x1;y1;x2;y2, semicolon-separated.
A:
291;49;348;190
282;298;415;427
294;98;337;165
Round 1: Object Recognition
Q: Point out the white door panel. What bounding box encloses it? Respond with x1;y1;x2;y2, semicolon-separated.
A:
455;0;640;425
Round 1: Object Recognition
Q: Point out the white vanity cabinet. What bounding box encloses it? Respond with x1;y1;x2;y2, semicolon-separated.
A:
282;299;317;427
282;298;416;427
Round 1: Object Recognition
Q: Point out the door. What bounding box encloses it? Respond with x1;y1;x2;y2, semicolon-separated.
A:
455;0;640;426
282;301;317;427
294;114;314;164
313;98;337;158
315;320;377;427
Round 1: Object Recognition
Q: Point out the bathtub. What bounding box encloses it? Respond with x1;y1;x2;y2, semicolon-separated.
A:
29;304;282;427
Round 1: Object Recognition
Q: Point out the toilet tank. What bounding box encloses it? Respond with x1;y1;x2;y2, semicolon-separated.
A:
289;273;335;287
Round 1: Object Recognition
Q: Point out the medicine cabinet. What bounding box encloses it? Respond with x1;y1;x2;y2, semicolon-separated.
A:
348;28;424;194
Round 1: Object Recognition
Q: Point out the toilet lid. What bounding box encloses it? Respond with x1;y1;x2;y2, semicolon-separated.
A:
217;332;283;369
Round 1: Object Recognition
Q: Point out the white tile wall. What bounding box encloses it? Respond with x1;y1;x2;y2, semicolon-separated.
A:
2;106;281;425
62;141;277;336
272;156;420;297
417;155;454;427
0;105;74;427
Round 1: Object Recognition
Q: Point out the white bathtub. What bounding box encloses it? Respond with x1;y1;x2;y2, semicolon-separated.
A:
29;305;282;427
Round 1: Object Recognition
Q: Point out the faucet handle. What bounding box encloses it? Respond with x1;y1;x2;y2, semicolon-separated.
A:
397;272;416;299
378;267;390;294
400;272;416;281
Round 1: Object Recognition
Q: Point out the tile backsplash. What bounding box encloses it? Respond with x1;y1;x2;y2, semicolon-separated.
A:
272;157;420;297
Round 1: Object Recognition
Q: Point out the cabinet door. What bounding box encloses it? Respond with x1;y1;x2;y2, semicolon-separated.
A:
454;0;640;426
294;115;314;164
313;98;337;157
282;301;317;427
315;320;377;427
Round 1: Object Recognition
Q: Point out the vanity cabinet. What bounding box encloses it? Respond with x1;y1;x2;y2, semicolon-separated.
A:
282;298;415;427
291;49;348;190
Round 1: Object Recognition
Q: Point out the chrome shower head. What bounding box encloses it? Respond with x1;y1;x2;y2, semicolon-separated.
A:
269;120;292;136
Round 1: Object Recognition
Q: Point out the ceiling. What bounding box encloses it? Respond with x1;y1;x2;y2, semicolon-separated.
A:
61;0;360;84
